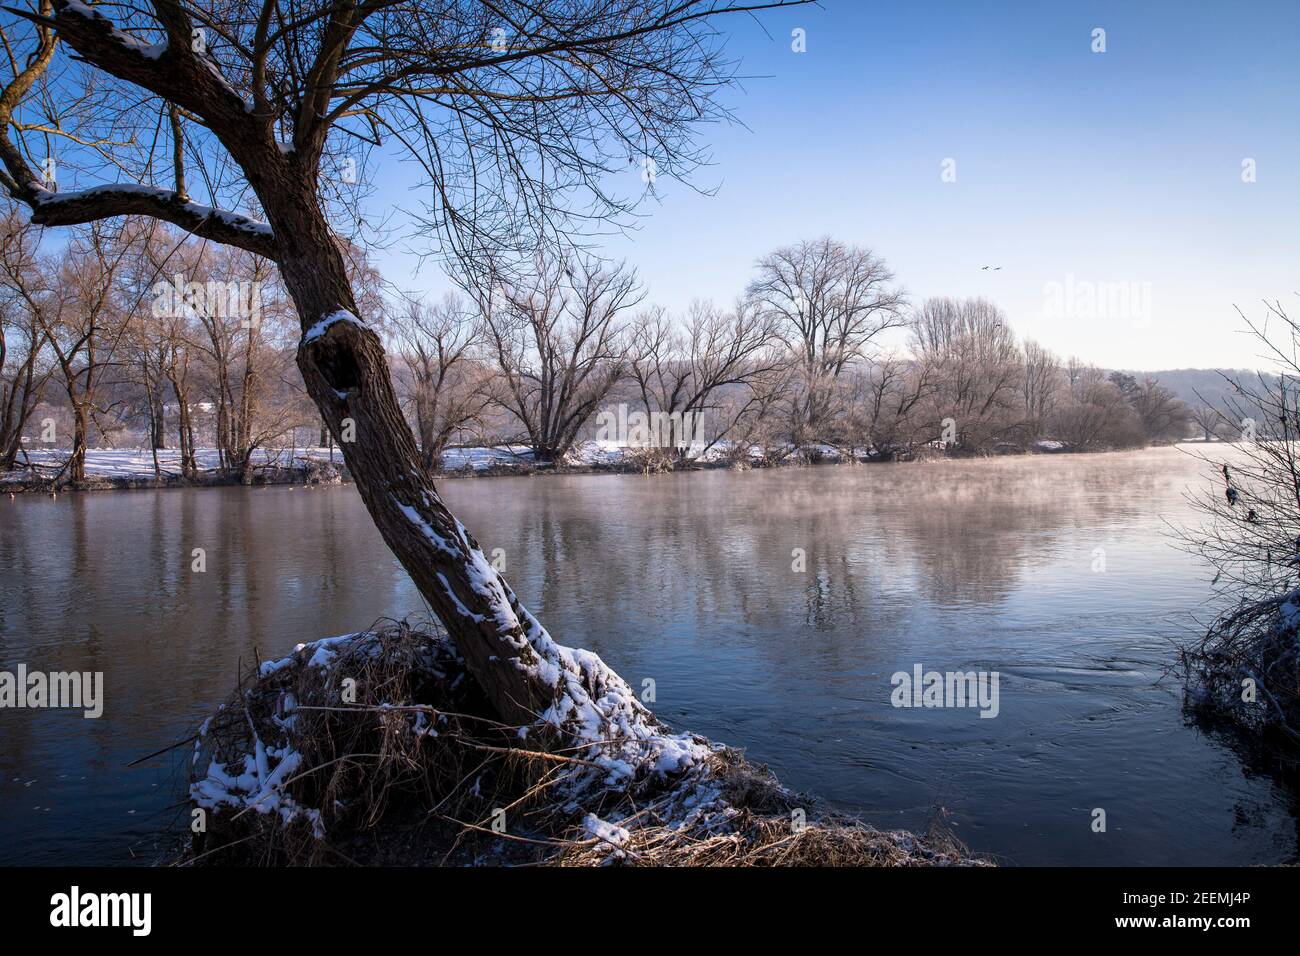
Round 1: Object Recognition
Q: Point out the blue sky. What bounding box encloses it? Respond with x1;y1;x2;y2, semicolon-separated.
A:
368;0;1300;371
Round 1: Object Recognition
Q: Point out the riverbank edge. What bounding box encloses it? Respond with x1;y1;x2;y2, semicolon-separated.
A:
2;439;1199;495
0;458;347;493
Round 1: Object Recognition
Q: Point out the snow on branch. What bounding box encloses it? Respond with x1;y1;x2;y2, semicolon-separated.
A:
59;0;166;59
28;182;277;259
11;0;253;128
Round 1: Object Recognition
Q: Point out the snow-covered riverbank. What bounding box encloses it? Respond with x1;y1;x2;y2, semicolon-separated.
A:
1;441;740;490
0;437;1125;493
9;440;717;478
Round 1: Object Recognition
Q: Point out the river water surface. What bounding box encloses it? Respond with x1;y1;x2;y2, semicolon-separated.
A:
1;446;1297;865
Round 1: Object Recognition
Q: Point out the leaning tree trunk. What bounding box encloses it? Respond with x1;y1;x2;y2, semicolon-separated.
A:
267;194;555;727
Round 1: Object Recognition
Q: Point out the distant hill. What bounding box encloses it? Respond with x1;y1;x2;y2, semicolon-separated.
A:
1118;368;1283;438
1121;368;1282;411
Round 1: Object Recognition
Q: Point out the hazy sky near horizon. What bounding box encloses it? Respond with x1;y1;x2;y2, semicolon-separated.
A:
368;0;1300;372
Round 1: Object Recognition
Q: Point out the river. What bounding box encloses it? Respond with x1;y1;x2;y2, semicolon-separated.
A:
1;446;1296;865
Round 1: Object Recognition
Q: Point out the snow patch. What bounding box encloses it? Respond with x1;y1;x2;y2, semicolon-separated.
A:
1277;589;1300;646
258;633;361;678
191;745;323;838
302;309;368;345
582;813;630;859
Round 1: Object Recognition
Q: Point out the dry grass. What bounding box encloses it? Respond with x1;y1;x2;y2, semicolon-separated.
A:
180;621;985;867
553;750;979;867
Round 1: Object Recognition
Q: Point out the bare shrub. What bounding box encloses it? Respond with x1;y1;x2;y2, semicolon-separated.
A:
1180;300;1300;756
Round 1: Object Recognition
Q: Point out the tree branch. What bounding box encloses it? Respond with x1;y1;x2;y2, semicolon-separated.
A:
9;1;253;136
29;183;277;258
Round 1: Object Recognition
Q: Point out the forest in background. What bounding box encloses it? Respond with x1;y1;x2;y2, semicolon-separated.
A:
2;217;1207;484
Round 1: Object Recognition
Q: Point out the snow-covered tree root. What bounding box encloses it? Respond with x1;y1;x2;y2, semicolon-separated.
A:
183;621;984;866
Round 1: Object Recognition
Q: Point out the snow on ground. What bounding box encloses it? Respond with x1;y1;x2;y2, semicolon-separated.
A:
15;440;747;480
582;813;631;859
441;445;534;471
443;440;736;470
17;446;342;478
12;432;1086;483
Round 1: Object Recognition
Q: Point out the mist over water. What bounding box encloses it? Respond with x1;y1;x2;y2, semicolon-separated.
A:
1;446;1296;865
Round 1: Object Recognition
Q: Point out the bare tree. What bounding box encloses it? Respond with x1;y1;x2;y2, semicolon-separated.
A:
0;209;51;468
181;241;298;478
1181;301;1300;744
31;223;137;482
1128;376;1191;443
910;297;1022;452
480;253;640;463
1021;339;1061;438
626;299;782;460
849;351;936;459
1048;379;1144;450
0;0;810;721
120;312;169;476
1190;402;1228;442
150;267;201;478
747;237;906;444
710;358;795;464
1065;355;1101;398
397;293;495;472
